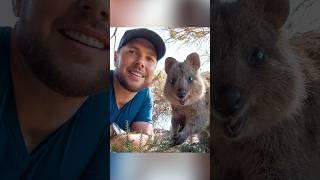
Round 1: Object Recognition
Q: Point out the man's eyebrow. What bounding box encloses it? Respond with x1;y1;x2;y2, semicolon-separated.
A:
128;45;157;58
146;52;157;59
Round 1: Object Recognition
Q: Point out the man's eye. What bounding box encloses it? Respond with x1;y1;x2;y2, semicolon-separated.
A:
147;57;156;63
128;49;136;54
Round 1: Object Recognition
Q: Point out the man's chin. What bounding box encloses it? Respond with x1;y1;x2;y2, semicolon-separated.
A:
120;80;147;92
124;85;145;93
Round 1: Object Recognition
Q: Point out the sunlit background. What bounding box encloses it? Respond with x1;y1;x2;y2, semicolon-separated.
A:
110;0;210;27
110;27;210;72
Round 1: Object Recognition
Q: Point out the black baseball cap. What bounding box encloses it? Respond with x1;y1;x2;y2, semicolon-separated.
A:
117;28;166;60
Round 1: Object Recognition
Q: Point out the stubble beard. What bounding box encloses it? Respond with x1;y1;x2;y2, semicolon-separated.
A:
15;20;108;97
114;70;150;92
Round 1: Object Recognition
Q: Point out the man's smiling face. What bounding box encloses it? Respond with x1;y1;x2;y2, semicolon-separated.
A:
114;38;157;92
13;0;109;97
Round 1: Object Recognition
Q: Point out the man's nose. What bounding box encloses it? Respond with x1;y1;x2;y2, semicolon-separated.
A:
135;57;145;69
78;0;108;21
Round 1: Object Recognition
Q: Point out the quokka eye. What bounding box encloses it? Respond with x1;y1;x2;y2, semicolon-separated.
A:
170;78;176;85
188;76;193;82
251;48;266;66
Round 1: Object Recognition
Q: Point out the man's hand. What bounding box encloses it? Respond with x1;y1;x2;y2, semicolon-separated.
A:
110;121;154;152
131;121;154;136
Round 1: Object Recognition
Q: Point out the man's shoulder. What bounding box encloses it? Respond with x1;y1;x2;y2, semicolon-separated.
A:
0;27;12;107
136;87;152;99
127;88;152;108
0;27;11;68
0;26;11;49
76;90;108;125
0;27;11;36
86;90;108;112
109;70;114;84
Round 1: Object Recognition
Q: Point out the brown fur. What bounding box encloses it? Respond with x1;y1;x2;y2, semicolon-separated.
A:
164;53;210;145
212;0;320;179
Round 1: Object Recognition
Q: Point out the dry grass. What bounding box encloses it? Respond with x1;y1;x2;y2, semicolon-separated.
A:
110;129;209;153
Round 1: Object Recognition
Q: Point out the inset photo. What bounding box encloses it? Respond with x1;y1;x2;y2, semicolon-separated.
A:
109;27;210;153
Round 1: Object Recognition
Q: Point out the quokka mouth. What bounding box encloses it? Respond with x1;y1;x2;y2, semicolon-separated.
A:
224;117;246;138
179;99;186;105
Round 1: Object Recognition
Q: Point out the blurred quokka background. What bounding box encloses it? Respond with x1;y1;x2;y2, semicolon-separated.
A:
211;0;320;179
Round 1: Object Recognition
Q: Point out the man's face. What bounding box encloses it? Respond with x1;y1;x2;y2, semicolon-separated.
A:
114;38;157;92
13;0;109;97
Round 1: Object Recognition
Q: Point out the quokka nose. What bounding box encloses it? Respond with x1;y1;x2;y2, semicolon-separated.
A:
177;88;187;99
214;86;241;115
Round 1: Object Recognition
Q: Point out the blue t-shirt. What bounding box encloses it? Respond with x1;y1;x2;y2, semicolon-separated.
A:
0;27;108;180
109;71;153;130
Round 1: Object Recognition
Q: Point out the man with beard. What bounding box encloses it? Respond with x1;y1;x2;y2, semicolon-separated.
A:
0;0;108;179
110;28;166;147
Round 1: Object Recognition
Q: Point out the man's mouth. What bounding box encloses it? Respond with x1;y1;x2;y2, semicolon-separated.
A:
224;117;246;138
58;24;108;50
129;70;145;78
61;30;105;49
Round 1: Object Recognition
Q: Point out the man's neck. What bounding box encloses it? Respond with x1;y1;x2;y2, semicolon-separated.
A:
10;34;87;153
113;73;137;109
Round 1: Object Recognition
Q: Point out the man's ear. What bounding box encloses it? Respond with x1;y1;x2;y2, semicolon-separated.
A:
114;51;119;68
12;0;23;17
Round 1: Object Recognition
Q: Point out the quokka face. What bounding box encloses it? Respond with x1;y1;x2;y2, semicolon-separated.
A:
164;53;206;107
211;0;306;139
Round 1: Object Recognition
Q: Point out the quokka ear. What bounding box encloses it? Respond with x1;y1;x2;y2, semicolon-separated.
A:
185;52;200;71
165;57;178;74
257;0;290;29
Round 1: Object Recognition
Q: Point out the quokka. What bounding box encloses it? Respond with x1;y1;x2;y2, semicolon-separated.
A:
212;0;320;179
164;52;210;145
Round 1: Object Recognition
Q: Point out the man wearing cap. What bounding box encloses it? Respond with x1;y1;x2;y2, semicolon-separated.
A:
110;28;166;145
